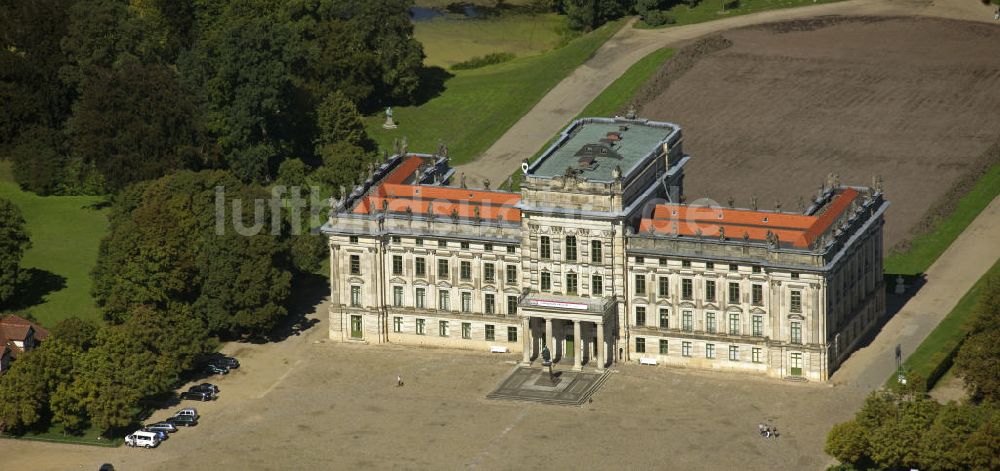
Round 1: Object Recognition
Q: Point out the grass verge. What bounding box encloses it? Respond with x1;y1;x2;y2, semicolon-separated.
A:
887;258;1000;392
1;422;122;447
0;160;109;326
885;159;1000;276
636;0;844;29
415;13;570;69
506;47;677;190
365;19;625;166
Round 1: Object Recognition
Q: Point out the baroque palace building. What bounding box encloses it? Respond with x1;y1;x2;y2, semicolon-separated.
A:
323;116;889;382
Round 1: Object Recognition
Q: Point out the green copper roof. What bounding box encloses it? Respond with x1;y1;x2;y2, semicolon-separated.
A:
530;118;676;182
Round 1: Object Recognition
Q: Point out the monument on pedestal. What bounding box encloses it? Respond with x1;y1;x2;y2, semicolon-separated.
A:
382;106;398;129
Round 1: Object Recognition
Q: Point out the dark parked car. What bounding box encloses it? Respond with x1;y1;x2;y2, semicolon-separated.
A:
179;390;214;401
205;364;228;375
143;429;169;441
189;383;219;395
209;356;240;369
144;422;178;433
99;464;115;471
166;415;198;427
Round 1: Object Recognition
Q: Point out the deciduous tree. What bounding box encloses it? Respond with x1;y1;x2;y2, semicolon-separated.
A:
0;198;31;306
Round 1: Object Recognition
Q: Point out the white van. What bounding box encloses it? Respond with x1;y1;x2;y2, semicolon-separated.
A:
125;430;160;448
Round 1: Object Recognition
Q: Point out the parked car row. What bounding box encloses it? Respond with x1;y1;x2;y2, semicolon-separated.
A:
124;354;238;449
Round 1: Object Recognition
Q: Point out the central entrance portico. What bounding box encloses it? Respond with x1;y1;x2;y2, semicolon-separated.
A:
519;293;615;371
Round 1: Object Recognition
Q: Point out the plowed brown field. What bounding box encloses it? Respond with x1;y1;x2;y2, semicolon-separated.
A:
640;16;1000;248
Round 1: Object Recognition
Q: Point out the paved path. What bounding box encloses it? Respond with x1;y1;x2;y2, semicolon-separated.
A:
832;195;1000;389
454;0;999;184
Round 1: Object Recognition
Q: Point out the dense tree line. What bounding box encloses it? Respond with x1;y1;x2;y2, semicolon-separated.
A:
826;271;1000;470
0;198;31;307
1;0;421;194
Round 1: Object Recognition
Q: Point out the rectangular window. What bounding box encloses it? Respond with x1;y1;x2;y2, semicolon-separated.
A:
438;259;449;278
729;345;739;361
591;240;602;263
350;286;361;307
484;263;495;282
636;337;645;353
682;278;693;300
659;258;667;266
791;322;802;344
391;236;401;244
461;292;472;313
506;265;517;284
484;243;492;252
392;255;403;275
682;310;693;331
485;294;495;314
540;236;551;259
438;291;450;311
507;245;515;254
635;256;644;264
485;324;495;341
415;238;423;246
566;273;578;294
752;315;763;337
752;284;763;306
729;313;740;335
682;260;691;268
706;262;714;270
791;272;799;279
705;280;716;302
393;316;402;333
706;312;716;333
658;277;669;297
790;352;802;376
350;255;361;275
416;318;425;335
635;307;646;326
729;263;738;272
507;296;518;315
565;236;577;262
415;288;426;309
415;257;426;276
659;308;669;329
349;236;359;244
438;239;447;248
460;242;469;250
460;261;471;280
439;320;449;337
659;339;669;355
591;275;603;296
791;290;802;313
507;326;517;342
752;347;762;363
541;272;551;291
682;341;692;357
752;265;761;274
706;343;716;359
393;286;403;307
635;274;646;296
462;322;471;339
729;282;740;304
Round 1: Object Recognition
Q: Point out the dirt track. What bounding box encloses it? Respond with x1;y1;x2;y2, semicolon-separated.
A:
641;16;1000;248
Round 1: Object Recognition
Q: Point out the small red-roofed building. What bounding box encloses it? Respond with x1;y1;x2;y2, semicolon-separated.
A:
0;314;50;374
322;116;889;382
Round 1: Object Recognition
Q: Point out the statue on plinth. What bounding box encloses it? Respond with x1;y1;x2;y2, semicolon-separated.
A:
382;106;398;129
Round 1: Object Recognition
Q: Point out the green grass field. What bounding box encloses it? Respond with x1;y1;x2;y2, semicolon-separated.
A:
506;47;677;190
365;19;624;166
885;160;1000;276
637;0;843;28
415;13;570;69
0;160;108;326
887;258;1000;392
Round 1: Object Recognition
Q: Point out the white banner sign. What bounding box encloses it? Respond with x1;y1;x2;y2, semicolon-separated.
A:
531;300;588;310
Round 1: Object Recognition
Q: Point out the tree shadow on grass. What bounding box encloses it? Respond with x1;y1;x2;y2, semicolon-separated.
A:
409;66;454;107
4;268;67;312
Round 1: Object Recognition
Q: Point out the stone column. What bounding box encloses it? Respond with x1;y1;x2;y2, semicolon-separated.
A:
596;320;605;371
545;318;553;351
521;316;531;365
573;320;582;371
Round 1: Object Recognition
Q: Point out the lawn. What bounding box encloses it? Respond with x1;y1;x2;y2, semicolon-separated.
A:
1;422;122;447
0;160;109;326
885;159;1000;276
637;0;844;28
507;47;677;190
886;258;1000;392
415;13;570;69
365;19;625;166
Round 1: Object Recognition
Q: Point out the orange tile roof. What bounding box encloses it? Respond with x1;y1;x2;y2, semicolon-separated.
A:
352;156;522;223
639;189;859;249
0;315;49;345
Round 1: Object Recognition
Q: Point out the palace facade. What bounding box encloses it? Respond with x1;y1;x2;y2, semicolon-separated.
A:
322;117;888;382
